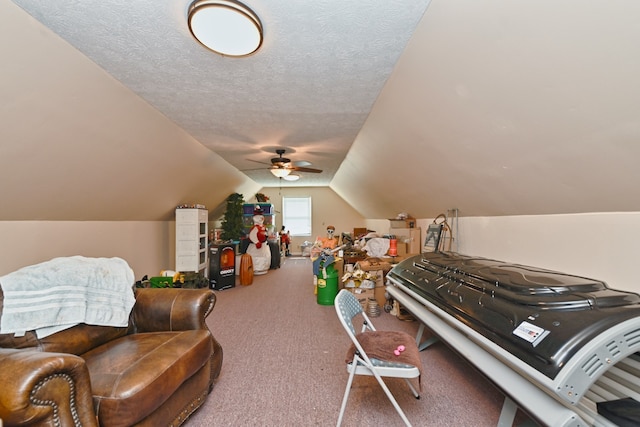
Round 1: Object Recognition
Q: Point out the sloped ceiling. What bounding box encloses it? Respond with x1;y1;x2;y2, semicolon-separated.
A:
1;1;260;220
9;0;429;189
333;0;640;218
2;1;640;222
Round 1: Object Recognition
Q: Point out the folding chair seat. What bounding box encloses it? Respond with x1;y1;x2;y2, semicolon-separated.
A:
334;289;422;427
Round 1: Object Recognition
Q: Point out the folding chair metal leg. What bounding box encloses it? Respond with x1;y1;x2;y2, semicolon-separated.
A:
403;378;420;399
336;362;358;427
337;365;414;427
370;369;413;427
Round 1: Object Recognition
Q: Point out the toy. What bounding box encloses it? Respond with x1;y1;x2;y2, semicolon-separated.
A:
246;206;271;275
311;225;339;257
394;345;406;356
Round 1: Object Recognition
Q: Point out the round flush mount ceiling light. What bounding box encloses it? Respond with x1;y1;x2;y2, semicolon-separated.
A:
282;174;300;181
269;167;291;178
188;0;263;57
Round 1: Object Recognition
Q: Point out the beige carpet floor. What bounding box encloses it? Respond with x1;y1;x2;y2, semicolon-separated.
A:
185;256;536;426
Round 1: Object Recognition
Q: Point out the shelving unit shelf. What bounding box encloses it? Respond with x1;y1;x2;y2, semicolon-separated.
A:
242;203;275;236
175;207;208;276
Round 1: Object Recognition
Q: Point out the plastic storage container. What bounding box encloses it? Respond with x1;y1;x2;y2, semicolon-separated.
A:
316;262;339;305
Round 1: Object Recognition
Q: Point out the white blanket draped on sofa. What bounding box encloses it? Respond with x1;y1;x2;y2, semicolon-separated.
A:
0;256;136;338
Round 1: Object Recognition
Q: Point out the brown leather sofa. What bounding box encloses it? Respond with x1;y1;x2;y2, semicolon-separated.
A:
0;287;223;426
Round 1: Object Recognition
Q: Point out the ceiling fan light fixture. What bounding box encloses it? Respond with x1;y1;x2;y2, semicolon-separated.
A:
282;173;300;181
270;167;291;178
188;0;263;57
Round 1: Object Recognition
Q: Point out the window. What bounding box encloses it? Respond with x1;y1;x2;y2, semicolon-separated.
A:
282;197;312;237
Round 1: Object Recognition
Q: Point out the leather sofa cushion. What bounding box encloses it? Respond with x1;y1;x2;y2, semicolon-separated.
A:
83;329;212;426
0;323;128;354
0;289;128;354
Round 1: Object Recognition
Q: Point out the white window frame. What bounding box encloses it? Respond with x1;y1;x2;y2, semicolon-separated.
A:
282;197;312;237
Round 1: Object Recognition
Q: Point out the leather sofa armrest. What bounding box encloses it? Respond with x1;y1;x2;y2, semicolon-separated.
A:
131;288;216;333
0;348;98;427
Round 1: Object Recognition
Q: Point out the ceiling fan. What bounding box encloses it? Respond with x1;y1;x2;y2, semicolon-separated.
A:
247;149;322;180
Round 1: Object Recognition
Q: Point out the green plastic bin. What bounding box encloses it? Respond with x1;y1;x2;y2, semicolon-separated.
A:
317;262;339;305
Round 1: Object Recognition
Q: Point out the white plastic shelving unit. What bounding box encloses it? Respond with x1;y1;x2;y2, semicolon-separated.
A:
175;208;208;275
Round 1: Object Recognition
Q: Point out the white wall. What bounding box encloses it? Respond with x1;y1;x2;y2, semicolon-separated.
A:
5;212;638;295
364;219;389;236
427;212;640;293
0;188;365;277
0;221;174;279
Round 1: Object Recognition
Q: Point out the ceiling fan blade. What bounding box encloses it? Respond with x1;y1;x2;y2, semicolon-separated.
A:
291;166;322;173
272;161;292;168
292;160;312;167
241;167;271;172
247;159;272;166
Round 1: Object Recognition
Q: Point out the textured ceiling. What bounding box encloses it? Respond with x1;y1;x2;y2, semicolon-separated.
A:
5;0;640;222
13;0;430;187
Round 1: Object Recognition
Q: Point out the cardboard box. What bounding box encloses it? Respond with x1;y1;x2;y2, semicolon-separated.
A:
349;285;387;309
349;287;375;307
352;262;389;307
394;228;422;255
345;257;393;308
395;242;408;256
357;257;392;273
389;218;416;228
374;286;387;308
353;227;368;238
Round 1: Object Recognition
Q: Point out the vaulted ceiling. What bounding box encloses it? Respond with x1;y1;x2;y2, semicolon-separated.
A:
2;1;639;221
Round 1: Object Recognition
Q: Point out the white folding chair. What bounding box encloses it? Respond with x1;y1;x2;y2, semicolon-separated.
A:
334;289;421;427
